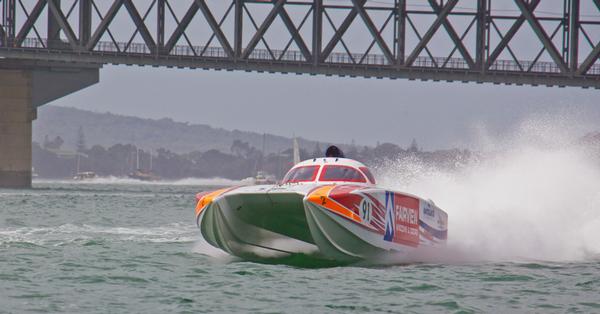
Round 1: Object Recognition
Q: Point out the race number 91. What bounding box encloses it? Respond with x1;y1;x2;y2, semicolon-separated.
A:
360;198;373;223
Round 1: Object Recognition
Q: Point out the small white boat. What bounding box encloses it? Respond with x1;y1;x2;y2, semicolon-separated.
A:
194;147;448;263
252;171;276;185
73;171;96;181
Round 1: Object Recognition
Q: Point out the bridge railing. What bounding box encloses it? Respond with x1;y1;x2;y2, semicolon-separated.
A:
12;37;600;76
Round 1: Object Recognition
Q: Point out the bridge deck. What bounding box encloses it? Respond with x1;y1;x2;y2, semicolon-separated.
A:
1;38;599;88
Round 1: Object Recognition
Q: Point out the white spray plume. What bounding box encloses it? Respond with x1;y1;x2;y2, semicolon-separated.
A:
376;117;600;263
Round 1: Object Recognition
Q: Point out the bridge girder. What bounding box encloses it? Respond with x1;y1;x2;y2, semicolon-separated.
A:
0;0;598;88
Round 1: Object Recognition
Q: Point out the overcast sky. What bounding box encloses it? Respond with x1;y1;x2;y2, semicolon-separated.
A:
47;65;600;150
39;1;600;150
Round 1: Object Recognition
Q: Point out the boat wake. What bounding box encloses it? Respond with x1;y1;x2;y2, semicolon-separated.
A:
191;238;346;268
0;223;197;246
376;118;600;263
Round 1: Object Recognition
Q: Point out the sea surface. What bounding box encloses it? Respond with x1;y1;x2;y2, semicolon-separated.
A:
1;181;600;313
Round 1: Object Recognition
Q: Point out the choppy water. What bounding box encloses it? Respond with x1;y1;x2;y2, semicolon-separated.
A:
1;181;599;313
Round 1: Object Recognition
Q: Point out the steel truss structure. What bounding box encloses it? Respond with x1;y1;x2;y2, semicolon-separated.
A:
1;0;600;88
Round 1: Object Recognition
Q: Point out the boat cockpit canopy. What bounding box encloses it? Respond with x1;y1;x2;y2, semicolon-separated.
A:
282;165;319;183
282;159;376;184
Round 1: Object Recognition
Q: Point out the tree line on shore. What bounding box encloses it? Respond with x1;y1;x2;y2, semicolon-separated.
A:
32;134;475;180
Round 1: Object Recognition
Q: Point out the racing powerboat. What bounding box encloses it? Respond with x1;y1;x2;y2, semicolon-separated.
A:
194;148;448;263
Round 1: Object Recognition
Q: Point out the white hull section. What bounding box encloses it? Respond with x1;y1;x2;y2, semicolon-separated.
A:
304;202;416;262
197;186;320;259
304;201;390;261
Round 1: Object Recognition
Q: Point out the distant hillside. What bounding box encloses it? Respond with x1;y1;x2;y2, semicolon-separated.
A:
34;106;328;154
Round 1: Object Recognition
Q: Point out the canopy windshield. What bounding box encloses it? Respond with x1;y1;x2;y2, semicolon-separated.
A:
282;166;320;183
319;165;367;183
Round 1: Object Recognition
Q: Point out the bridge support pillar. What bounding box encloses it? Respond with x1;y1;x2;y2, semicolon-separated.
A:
0;65;99;188
0;70;33;188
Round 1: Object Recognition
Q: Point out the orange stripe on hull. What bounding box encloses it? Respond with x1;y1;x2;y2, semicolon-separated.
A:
195;187;234;217
306;185;362;223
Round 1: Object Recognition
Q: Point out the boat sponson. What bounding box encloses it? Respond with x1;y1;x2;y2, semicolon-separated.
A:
198;192;319;258
304;201;388;262
216;192;315;244
200;201;304;258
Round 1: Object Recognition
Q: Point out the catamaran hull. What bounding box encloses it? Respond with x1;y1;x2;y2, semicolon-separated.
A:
197;190;320;260
195;184;448;263
304;201;393;262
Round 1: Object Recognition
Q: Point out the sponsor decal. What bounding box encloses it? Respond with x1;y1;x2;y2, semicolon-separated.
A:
384;191;395;242
437;212;448;232
313;186;422;245
423;202;435;217
419;220;448;240
383;191;420;246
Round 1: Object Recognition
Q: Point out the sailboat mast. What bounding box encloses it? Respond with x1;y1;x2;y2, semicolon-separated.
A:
136;148;140;170
76;153;81;174
293;137;300;165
